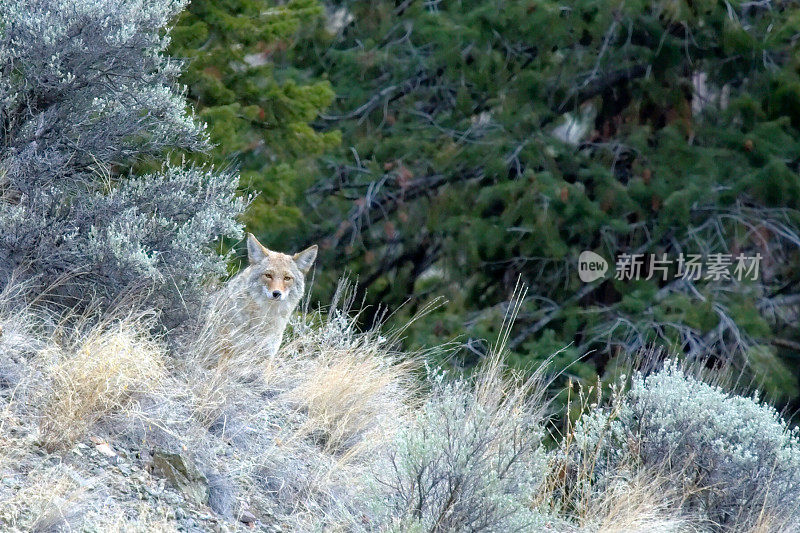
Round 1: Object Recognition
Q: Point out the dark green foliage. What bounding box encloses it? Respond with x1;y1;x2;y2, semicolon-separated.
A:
170;0;339;251
284;1;800;402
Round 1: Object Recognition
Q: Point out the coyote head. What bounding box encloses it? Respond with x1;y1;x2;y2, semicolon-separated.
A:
244;233;317;307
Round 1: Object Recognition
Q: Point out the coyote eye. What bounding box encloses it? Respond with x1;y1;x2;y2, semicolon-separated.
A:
264;273;272;280
284;276;292;282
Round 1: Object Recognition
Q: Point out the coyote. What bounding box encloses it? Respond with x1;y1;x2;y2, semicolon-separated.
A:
205;233;317;359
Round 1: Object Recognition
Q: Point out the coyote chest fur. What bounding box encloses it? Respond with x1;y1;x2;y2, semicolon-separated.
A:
210;233;317;358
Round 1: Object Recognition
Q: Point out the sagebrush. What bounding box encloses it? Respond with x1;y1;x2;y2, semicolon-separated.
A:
0;0;245;311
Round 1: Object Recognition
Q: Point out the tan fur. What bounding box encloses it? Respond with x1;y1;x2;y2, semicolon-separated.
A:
204;234;317;360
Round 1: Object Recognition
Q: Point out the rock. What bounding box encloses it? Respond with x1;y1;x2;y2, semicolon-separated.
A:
207;473;236;520
238;508;256;525
89;436;117;458
150;451;209;506
30;499;87;533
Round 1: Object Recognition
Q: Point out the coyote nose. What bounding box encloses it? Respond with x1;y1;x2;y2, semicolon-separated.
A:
272;290;282;299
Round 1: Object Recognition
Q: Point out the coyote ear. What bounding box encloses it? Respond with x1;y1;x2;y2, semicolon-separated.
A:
293;244;318;274
246;233;268;264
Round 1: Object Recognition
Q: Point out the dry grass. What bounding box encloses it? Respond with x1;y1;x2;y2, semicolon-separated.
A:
37;313;166;451
1;278;798;532
83;503;178;533
579;471;699;533
290;345;418;455
0;460;85;530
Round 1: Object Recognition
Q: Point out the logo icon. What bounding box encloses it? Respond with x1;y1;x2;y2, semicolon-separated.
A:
578;251;608;282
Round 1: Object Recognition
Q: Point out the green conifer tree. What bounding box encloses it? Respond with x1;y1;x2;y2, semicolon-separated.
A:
170;0;339;252
288;0;800;402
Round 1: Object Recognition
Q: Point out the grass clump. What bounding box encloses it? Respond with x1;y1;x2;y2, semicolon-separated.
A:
288;314;419;456
37;314;166;451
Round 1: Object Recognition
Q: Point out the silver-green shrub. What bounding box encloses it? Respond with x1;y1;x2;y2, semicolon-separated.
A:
574;361;800;531
0;0;245;310
361;374;551;532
